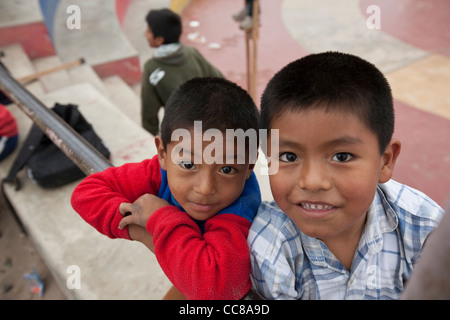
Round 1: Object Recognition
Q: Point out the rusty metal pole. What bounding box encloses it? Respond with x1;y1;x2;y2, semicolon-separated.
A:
0;64;111;175
251;0;259;101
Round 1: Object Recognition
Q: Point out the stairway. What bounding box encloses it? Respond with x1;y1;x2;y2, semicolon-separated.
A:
0;43;172;299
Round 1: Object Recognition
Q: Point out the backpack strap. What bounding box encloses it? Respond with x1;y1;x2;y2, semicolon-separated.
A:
1;122;44;233
1;102;74;189
2;123;44;190
0;61;13;105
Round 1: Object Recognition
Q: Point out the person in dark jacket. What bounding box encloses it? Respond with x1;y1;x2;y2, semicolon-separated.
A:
141;8;224;136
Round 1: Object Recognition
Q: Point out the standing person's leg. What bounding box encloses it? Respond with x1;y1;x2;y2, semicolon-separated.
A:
239;0;260;31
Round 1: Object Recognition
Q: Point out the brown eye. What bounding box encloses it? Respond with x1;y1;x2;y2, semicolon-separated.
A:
180;161;195;170
219;166;236;174
280;152;297;162
332;153;353;162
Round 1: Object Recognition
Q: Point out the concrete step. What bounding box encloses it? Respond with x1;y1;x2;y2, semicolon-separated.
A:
131;83;141;97
32;56;72;92
0;0;55;58
0;83;171;299
32;55;110;96
0;44;34;78
0;0;42;28
102;75;141;125
0;44;45;97
51;0;141;84
67;64;109;98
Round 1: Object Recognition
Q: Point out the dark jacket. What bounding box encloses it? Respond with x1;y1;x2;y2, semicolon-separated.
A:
141;44;224;135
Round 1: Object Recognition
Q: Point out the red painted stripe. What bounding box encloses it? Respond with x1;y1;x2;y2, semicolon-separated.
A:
359;0;450;57
0;22;55;58
180;0;308;103
92;56;141;85
115;0;133;27
393;99;450;207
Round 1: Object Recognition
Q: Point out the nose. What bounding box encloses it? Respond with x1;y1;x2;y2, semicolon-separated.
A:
297;159;331;192
193;171;217;196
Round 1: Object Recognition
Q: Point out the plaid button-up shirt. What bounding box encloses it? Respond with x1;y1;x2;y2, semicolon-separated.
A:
248;180;444;300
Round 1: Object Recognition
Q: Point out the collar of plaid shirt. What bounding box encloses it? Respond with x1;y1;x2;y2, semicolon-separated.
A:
249;180;444;299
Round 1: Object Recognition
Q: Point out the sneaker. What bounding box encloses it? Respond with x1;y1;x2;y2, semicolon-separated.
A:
232;7;248;22
239;16;256;31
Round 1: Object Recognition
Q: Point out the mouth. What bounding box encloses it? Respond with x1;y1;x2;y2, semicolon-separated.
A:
300;202;335;211
190;202;216;213
296;201;337;219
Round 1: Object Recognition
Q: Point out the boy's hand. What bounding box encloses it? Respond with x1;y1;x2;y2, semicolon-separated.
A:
127;224;155;252
118;194;170;230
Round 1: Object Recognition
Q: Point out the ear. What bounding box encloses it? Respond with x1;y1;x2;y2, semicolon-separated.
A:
379;138;401;183
155;136;168;170
246;164;256;180
154;36;165;47
246;151;259;180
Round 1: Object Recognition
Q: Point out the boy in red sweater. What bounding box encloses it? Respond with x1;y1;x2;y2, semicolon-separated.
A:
71;77;261;299
0;104;18;162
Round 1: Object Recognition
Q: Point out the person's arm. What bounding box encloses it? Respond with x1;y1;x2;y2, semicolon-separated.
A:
191;47;225;78
70;157;161;239
402;206;449;299
116;172;261;299
118;192;172;251
116;191;253;299
141;63;164;136
147;207;253;300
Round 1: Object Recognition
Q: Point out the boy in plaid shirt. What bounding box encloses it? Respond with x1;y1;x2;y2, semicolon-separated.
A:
248;52;444;299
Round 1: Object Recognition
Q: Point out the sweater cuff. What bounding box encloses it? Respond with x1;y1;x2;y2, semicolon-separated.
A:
112;209;132;240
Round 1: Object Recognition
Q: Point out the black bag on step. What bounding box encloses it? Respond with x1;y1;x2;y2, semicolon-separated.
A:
3;103;110;189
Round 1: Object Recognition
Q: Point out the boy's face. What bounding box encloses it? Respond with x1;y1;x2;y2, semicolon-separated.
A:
156;130;255;221
267;107;400;245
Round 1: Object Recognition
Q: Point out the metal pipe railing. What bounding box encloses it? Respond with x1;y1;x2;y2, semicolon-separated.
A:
0;64;111;175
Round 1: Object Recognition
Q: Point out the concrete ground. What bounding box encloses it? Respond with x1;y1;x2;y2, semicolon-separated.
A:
0;191;66;300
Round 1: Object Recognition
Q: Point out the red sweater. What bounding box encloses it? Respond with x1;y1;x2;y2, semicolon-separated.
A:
0;104;18;137
71;155;261;299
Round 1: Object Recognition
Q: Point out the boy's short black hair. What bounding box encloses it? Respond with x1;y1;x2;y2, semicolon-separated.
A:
260;51;394;153
161;77;259;150
145;8;181;44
